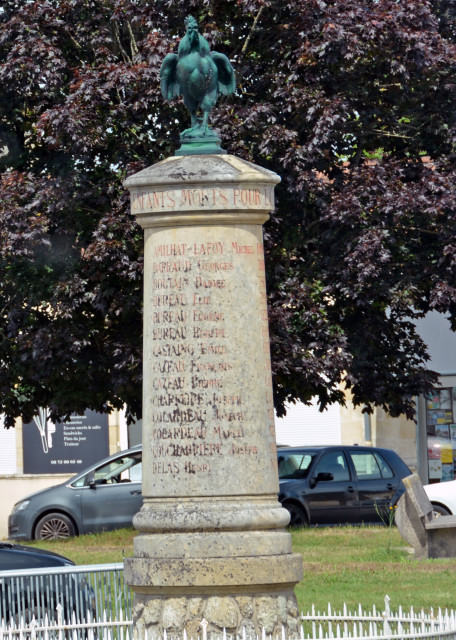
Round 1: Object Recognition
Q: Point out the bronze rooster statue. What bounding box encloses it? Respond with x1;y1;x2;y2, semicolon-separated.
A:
160;16;236;140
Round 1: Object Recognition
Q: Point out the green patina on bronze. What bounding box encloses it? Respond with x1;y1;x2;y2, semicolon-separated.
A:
160;16;236;156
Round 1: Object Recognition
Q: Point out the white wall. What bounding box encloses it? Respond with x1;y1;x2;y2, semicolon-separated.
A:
274;400;341;446
0;474;73;540
0;420;17;474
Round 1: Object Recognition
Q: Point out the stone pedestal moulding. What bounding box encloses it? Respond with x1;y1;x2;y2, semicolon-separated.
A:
123;153;303;637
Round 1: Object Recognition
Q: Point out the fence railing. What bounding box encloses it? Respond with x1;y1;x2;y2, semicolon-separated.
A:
299;596;456;640
0;562;131;626
2;593;456;640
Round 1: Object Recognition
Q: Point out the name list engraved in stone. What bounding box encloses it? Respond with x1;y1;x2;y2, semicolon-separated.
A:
153;311;188;323
152;344;195;356
152;377;185;390
195;277;225;289
153;360;186;373
193;293;211;305
152;293;187;306
153;277;189;290
152;443;222;456
193;327;226;338
200;343;226;354
154;243;187;257
153;327;187;340
213;426;245;439
152;392;203;406
198;261;233;273
149;236;272;479
191;376;223;389
151;409;207;423
193;310;224;321
191;361;232;372
153;426;207;439
153;260;192;273
193;242;225;255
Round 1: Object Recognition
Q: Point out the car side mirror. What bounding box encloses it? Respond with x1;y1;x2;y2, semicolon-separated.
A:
86;474;97;489
309;472;334;489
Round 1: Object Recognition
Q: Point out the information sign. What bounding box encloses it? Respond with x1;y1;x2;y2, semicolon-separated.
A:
22;410;109;473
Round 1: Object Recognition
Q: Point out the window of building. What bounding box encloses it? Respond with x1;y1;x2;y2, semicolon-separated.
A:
426;387;456;483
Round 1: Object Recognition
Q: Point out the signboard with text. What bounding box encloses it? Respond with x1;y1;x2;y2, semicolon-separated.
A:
22;410;109;474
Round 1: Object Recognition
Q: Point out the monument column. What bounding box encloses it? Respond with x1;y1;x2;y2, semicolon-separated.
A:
123;154;302;637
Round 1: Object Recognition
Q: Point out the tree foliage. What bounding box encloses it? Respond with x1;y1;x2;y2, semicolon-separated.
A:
0;0;455;427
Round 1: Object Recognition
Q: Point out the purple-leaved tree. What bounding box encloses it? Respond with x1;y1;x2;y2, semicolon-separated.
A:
0;0;455;427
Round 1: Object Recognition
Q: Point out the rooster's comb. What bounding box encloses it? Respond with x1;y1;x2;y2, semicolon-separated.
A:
185;15;198;29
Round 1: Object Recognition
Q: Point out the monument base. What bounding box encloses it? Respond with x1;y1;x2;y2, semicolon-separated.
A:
130;591;300;638
124;501;303;636
126;560;301;638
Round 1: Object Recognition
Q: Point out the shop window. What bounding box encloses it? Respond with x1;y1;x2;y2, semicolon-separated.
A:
426;387;456;483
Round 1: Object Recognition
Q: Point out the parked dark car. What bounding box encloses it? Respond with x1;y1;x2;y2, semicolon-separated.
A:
9;442;410;538
277;445;412;526
0;542;95;624
8;445;142;541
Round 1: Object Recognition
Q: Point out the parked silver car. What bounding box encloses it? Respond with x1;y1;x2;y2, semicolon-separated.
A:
8;445;142;540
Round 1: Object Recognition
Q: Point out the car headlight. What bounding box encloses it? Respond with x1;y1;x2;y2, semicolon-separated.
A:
11;499;31;514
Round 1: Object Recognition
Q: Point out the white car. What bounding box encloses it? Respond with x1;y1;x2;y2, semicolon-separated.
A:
423;480;456;516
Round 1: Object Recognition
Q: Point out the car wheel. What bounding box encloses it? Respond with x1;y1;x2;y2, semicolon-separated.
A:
284;502;308;527
431;504;451;518
34;513;76;540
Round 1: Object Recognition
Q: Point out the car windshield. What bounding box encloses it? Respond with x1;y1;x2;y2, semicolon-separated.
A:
72;453;142;487
277;450;318;479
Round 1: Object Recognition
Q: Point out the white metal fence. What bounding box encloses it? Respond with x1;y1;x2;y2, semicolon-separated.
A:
0;562;131;627
2;596;456;640
299;596;456;640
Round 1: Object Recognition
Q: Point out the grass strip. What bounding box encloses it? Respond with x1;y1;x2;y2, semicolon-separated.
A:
27;526;456;612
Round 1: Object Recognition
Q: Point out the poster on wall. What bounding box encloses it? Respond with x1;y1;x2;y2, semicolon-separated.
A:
426;387;456;482
450;424;456;446
428;458;442;479
23;410;109;473
442;464;454;482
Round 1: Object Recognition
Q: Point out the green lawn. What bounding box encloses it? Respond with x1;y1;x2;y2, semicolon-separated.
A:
27;526;456;613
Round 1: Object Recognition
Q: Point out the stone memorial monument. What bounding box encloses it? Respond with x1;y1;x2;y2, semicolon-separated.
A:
123;16;302;638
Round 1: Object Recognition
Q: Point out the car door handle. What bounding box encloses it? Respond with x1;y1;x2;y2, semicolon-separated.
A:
130;490;142;495
386;483;394;490
346;485;356;493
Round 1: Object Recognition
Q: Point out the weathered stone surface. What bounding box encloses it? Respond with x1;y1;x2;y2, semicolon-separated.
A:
236;596;253;618
239;621;256;638
143;599;162;625
185;619;204;639
204;597;239;629
123;154;302;636
278;596;287;623
124;155;279;218
162;598;188;630
287;614;299;636
187;598;203;617
132;593;301;637
125;554;303;590
287;595;299;617
256;597;278;633
132;602;144;619
139;221;279;502
395;473;456;558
